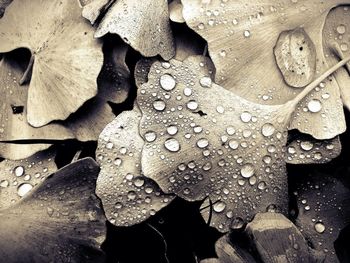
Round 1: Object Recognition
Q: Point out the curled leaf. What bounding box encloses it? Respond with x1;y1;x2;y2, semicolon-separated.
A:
246;213;325;262
0;158;106;262
137;55;350;231
96;107;174;226
181;0;348;139
285;135;341;164
0;148;57;210
274;28;316;88
169;0;185;23
94;0;175;60
0;0;103;127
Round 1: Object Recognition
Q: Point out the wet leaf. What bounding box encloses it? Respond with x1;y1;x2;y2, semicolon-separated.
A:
200;235;256;263
181;0;349;139
0;158;106;262
169;0;185;24
0;40;130;159
246;212;325;262
0;148;56;210
96;107;174;227
0;0;103;127
137;55;350;232
285;135;341;164
94;0;175;60
323;5;350;110
292;168;350;262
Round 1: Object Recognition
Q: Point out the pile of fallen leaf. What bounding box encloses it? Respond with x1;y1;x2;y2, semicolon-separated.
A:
0;0;350;262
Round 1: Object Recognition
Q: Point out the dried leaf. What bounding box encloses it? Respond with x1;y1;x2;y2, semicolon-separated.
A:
181;0;349;139
292;169;350;262
96;107;174;226
0;0;103;127
323;5;350;110
285;135;341;164
246;212;325;262
137;55;350;231
0;148;56;210
0;41;130;159
0;158;106;262
169;0;185;23
200;235;256;263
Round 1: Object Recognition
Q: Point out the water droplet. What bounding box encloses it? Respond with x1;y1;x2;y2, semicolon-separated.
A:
228;139;239;150
216;105;225;114
241;163;255;178
203;162;212;171
187;100;198;110
167;125;178;135
17;183;33;197
263;155;272;164
164;138;180;152
213;201;226;213
231;217;244;229
184;87;192;96
226;126;235;135
243;30;251;37
240;111;252;122
145;131;157;142
106;142;114;149
261;123;275;137
340;43;348;52
288;146;296;154
314;222;325;233
258;181;267;190
300;141;313;151
114;158;122;166
153;100;166;111
14;166;25;177
337;24;346;34
307;99;322;113
127;191;137;200
197;138;209;148
160;74;176;91
134;178;145;187
199;76;212;88
0;180;9;188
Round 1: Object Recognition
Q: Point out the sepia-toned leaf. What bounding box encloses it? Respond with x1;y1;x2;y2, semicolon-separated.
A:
0;158;106;262
246;212;325;262
82;0;112;24
0;148;57;210
137;55;350;231
94;0;175;60
292;168;350;262
181;0;349;139
96;106;174;226
323;5;350;110
0;0;103;127
285;135;341;164
0;40;130;159
0;143;52;160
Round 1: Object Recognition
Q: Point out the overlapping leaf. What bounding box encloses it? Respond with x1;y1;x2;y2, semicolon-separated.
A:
181;0;350;139
0;0;103;127
0;158;106;262
137;55;350;231
0;40;130;159
88;0;175;60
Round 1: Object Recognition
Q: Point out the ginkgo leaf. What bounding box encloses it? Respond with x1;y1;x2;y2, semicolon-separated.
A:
0;158;106;262
285;135;341;164
169;0;185;24
0;148;56;210
200;235;257;263
94;0;175;60
0;0;103;127
323;5;350;110
181;0;349;139
291;168;350;262
137;55;350;232
0;40;130;159
246;213;325;262
96;106;174;226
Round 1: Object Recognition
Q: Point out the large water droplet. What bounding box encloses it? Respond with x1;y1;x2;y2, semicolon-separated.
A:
307;99;322;113
241;163;255;178
145;131;157;142
314;222;325;233
187;100;198;110
199;76;212;88
197;138;209;148
167;125;178;135
300;141;313;151
164;138;181;152
240;111;252;123
14;166;25;177
160;74;176;91
213;201;226;212
261;123;275;137
153;100;166;111
17;183;33;197
228;139;239;150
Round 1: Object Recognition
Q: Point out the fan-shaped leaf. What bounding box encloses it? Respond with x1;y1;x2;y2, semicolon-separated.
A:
0;0;103;127
0;158;106;262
